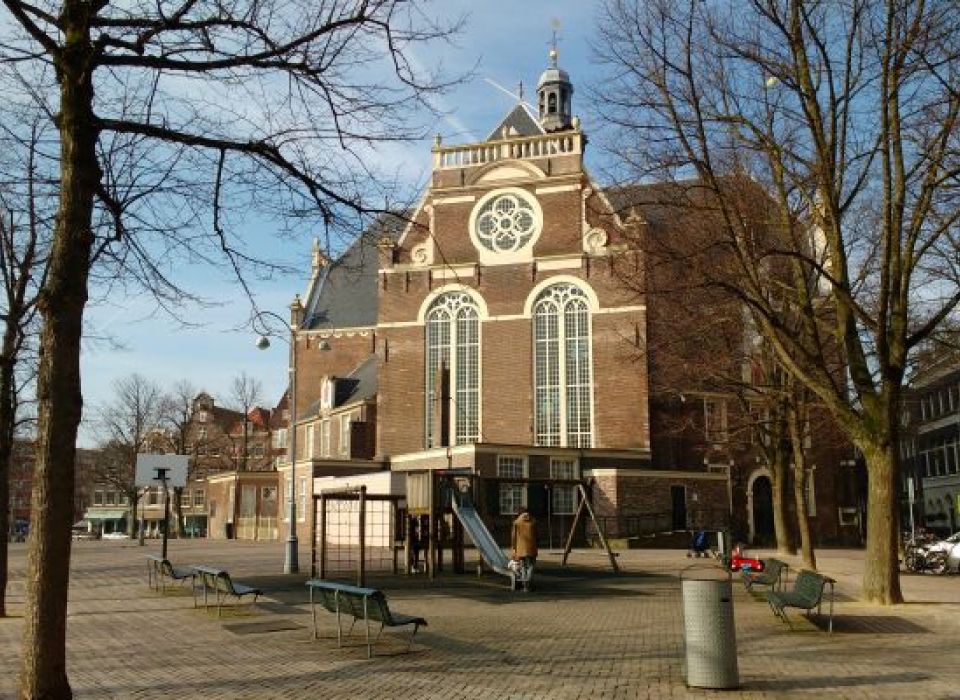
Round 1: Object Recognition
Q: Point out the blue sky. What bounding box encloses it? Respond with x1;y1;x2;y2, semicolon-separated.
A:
79;1;606;445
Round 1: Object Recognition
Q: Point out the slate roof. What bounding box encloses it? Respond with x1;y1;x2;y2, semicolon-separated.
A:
303;355;379;417
303;214;405;331
485;103;545;141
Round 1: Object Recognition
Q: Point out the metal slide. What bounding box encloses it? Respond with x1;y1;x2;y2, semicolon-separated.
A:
450;497;515;583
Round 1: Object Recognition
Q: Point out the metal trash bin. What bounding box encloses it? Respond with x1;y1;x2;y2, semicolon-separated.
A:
681;566;739;689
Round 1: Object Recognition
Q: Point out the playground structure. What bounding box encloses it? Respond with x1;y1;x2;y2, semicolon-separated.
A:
310;470;620;588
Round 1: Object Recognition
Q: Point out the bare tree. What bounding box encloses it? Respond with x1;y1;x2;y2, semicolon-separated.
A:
597;0;960;604
0;1;461;694
160;379;197;535
228;372;263;472
0;114;50;618
92;374;168;538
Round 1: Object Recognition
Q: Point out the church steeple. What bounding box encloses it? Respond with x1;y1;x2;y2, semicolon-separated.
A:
537;34;573;132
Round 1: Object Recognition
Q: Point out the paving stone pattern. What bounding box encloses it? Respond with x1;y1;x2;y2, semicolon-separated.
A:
1;541;959;699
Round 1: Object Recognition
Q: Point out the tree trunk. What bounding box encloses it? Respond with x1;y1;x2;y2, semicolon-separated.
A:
771;444;796;555
860;441;903;604
0;315;16;618
18;8;99;696
786;404;816;571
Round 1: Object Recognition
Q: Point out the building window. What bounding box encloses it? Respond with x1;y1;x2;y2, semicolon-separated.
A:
197;426;207;440
272;428;287;449
499;483;526;515
193;489;205;507
704;398;728;442
425;292;480;447
252;444;264;458
94;490;104;506
533;283;592;447
180;491;191;508
306;425;315;458
321;420;331;457
550;457;579;515
340;415;351;456
298;477;307;521
497;455;527;479
105;490;116;506
198;410;208;423
148;488;159;506
497;456;527;515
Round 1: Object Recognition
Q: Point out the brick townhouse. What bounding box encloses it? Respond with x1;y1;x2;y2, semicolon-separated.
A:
269;49;861;549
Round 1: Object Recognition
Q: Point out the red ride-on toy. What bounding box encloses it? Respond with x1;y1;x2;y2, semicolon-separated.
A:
728;544;764;573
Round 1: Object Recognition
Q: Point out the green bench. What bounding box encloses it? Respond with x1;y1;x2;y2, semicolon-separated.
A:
306;579;427;658
767;569;836;633
146;555;196;594
743;558;788;592
193;565;263;617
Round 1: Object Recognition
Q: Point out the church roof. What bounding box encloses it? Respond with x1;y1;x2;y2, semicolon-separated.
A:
303;214;405;331
485;103;544;141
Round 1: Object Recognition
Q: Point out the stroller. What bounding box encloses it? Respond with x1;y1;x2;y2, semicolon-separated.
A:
687;530;711;558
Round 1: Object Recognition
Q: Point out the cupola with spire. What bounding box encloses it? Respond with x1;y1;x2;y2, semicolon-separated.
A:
537;38;573;132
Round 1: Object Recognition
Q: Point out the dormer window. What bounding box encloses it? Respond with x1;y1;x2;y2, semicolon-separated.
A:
320;377;335;411
548;92;557;114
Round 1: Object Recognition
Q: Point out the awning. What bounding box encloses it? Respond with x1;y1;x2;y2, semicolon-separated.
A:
83;509;128;521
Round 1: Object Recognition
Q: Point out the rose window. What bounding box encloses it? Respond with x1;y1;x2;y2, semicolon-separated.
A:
474;194;537;253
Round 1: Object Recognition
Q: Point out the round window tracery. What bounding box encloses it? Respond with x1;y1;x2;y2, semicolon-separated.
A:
474;193;538;253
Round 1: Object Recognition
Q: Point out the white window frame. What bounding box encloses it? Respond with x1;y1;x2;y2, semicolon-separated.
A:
321;420;331;457
93;490;104;506
499;483;527;515
198;410;208;423
340;414;351;456
193;489;205;507
549;457;580;515
497;455;528;516
533;283;593;448
298;476;307;522
306;424;315;458
497;454;528;479
425;291;481;448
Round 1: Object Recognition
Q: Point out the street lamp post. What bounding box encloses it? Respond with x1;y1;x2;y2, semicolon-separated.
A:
254;296;307;574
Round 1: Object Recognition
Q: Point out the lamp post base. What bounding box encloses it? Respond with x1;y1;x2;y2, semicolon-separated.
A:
284;536;300;574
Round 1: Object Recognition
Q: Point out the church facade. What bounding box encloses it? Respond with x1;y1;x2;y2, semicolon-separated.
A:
278;51;863;548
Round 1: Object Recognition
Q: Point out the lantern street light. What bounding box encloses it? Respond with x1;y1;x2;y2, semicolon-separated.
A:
253;295;329;574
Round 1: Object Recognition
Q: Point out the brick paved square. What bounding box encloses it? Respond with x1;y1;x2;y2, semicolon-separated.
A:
2;541;959;698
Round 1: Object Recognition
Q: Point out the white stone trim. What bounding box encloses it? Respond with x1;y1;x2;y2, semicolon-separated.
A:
377;304;645;329
416;284;489;323
522;276;600;316
432;265;476;280
433;194;477;205
584;468;726;479
535;183;580;195
468;187;543;265
537;257;583;271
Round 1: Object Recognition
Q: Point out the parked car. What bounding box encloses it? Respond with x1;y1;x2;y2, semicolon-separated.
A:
71;527;98;541
102;531;128;540
924;531;960;555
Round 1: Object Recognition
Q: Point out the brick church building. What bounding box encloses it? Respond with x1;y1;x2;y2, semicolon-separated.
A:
277;49;864;549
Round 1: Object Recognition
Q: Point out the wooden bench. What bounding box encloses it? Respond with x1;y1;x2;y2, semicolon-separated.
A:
743;558;788;592
767;569;836;633
193;565;263;617
306;579;427;658
146;555;196;594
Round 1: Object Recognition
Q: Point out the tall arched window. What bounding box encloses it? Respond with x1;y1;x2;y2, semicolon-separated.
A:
534;283;592;447
425;292;480;447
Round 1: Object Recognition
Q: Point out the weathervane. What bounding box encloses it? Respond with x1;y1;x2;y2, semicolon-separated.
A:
549;18;562;67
